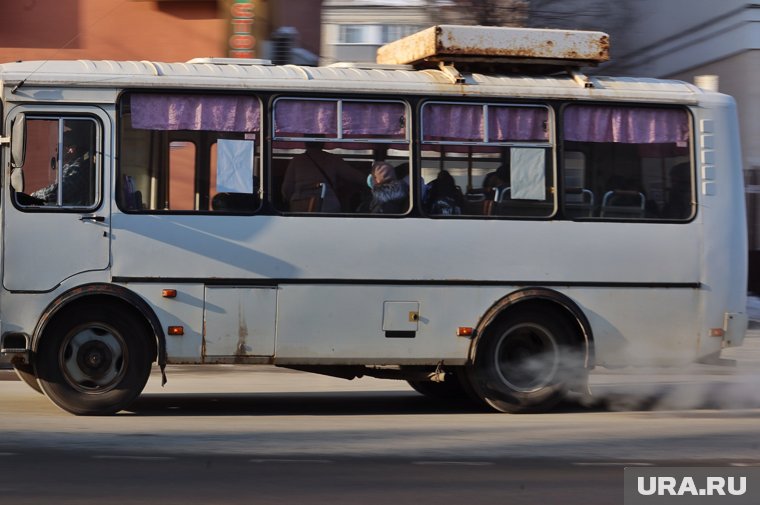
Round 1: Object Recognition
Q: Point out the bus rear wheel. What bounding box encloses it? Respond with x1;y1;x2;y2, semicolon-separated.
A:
36;303;153;415
466;309;580;413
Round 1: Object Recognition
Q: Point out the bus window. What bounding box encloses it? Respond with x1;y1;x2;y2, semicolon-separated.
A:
14;117;98;209
561;105;693;220
420;102;554;218
118;93;261;213
271;98;410;215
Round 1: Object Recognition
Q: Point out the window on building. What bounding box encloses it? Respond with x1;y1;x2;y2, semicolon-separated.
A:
381;25;424;43
338;24;425;45
338;25;372;44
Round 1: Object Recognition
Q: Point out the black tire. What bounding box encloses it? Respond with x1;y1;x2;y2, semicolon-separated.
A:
36;303;153;415
466;309;582;413
13;363;43;394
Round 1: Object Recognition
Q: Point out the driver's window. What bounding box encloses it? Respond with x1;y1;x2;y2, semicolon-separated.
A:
14;117;99;209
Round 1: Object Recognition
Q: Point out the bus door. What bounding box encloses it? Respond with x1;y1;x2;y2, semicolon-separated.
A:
3;109;110;292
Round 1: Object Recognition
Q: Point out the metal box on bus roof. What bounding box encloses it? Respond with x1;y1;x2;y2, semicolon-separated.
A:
376;25;610;68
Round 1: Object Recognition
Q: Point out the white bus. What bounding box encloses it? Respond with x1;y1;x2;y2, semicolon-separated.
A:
0;26;747;415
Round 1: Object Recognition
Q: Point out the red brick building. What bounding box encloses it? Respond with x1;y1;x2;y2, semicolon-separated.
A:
0;0;322;64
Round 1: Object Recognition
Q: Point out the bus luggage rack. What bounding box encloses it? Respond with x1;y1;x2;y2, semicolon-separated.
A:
376;25;609;73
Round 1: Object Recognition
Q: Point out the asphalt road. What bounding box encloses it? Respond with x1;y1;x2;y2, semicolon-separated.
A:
1;334;759;504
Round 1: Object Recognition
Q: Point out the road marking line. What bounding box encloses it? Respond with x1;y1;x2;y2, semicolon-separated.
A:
249;459;333;464
0;452;16;456
412;461;494;466
573;462;653;467
92;455;175;461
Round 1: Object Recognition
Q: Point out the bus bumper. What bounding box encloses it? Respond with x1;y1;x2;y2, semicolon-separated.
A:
0;332;31;366
722;312;748;348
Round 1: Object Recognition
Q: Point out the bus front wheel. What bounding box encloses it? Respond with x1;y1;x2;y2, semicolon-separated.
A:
466;309;580;413
36;303;153;415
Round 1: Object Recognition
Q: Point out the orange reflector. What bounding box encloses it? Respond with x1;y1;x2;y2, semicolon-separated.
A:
710;328;725;338
162;289;177;298
457;327;474;337
168;326;184;336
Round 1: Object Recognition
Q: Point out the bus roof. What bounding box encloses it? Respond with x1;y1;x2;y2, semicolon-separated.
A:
0;58;704;104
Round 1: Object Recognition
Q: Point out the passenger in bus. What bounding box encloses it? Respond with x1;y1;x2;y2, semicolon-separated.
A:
30;137;93;206
483;164;509;198
367;161;409;214
281;141;366;213
424;170;464;215
395;162;428;202
662;162;692;219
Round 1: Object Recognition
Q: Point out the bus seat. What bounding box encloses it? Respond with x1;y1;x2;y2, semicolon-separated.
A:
493;186;553;217
133;190;143;210
287;182;326;212
564;187;595;218
464;192;492;215
121;175;141;210
600;190;645;218
211;192;259;212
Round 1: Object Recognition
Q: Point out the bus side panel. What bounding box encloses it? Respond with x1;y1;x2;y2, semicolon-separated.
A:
571;288;702;367
111;216;701;286
121;283;205;363
112;215;704;366
273;284;474;365
272;285;702;367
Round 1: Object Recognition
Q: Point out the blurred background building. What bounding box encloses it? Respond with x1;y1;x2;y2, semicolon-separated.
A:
0;0;322;64
1;0;758;286
320;0;429;64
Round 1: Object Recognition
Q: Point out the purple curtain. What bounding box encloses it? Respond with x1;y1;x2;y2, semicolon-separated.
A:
274;99;407;138
342;102;406;138
274;100;338;137
564;106;689;144
423;104;548;142
489;106;548;142
131;94;260;132
423;104;483;141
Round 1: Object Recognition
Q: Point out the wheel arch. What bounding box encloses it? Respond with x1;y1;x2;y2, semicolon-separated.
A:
472;287;595;369
32;283;167;378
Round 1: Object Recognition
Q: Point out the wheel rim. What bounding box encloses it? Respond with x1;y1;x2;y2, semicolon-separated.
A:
493;322;560;393
59;323;128;393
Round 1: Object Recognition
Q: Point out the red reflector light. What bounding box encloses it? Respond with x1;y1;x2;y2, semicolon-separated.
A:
168;326;184;336
710;328;725;338
162;289;177;298
457;327;474;337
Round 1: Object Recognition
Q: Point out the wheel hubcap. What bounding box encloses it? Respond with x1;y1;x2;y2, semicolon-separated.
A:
76;340;113;379
494;322;560;393
61;325;127;393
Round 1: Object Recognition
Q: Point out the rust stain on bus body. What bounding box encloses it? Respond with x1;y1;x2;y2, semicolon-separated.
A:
234;299;250;362
437;30;608;61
